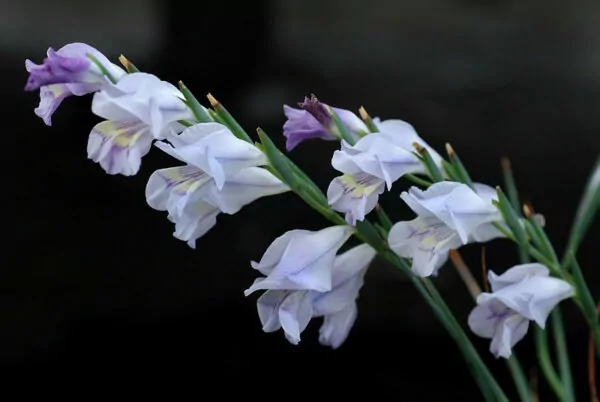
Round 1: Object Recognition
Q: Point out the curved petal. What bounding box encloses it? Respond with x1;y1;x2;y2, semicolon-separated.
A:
87;119;153;176
376;118;443;165
318;303;358;349
487;263;549;292
249;229;307;276
204;167;289;214
282;105;337;151
490;314;529;359
34;84;72;126
164;124;268;189
91;73;193;139
401;182;500;244
279;290;313;345
388;216;462;277
489;275;574;327
145;165;210;211
245;226;354;294
256;290;286;332
327;173;385;226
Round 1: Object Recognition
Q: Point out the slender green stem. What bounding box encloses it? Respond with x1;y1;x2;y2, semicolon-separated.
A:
506;356;533;402
550;308;575;401
415;270;509;402
535;325;565;400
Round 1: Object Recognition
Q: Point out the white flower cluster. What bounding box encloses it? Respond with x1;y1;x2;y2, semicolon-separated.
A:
25;43;575;355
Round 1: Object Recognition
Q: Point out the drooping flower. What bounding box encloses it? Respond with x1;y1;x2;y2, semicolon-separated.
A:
244;225;354;295
146;165;289;248
87;73;196;176
468;263;574;358
388;181;504;277
146;122;286;247
25;43;126;126
251;243;376;347
328;118;442;225
154;122;267;189
282;95;367;151
326;172;386;226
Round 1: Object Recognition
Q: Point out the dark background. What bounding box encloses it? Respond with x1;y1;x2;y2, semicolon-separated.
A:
3;0;600;398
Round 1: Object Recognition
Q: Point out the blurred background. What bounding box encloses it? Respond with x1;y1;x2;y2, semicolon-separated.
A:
3;0;600;398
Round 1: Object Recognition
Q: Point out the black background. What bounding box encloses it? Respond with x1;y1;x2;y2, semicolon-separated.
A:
3;0;600;399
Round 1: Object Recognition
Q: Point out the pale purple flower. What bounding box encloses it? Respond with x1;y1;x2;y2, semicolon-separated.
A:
155;122;267;189
25;43;125;126
328;118;442;226
146;165;288;248
388;182;505;276
282;95;367;151
244;225;354;295
468;263;574;358
87;73;196;176
251;243;376;347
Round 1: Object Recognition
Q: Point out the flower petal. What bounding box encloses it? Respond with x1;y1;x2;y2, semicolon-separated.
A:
332;133;422;188
401;181;500;244
319;303;358;349
91;73;193;139
388;216;462;277
279;290;313;345
162;123;268;189
256;290;287;332
490;314;529;359
282;105;337;151
34;84;72;126
312;244;375;316
487;263;549;292
87;119;153;176
490;275;574;328
145;165;211;211
245;225;354;295
204;167;289;214
327;173;385;225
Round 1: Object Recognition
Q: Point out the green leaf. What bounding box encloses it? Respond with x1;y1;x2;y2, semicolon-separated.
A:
328;106;356;145
415;146;445;182
563;156;600;268
534;325;565;401
178;81;212;123
118;55;140;73
358;106;379;133
404;173;433;188
86;53;117;84
505;356;533;402
500;157;529;263
374;204;393;232
442;160;460;182
207;94;253;143
568;254;599;328
496;187;529;252
501;157;522;216
445;143;475;190
550;308;575;402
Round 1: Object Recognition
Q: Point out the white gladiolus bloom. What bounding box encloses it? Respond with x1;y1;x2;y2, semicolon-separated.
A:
328;119;442;225
244;226;355;295
88;73;195;176
250;243;376;347
389;181;504;276
468;264;574;358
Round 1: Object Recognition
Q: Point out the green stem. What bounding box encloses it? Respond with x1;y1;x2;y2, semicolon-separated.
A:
535;325;565;400
405;173;433;188
550;308;575;401
506;357;533;402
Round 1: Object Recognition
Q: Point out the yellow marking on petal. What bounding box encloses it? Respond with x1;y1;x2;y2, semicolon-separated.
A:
339;174;381;198
49;85;69;97
92;120;146;148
